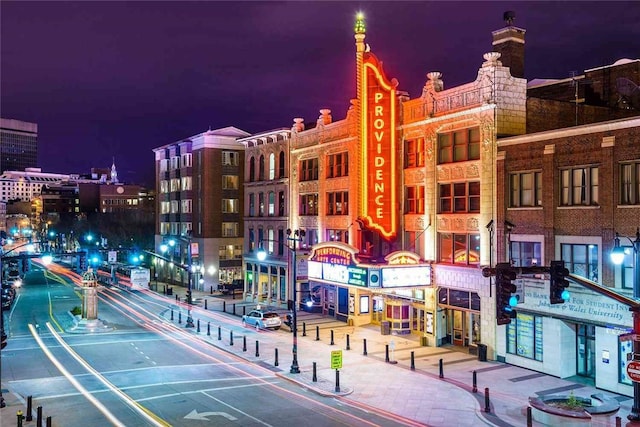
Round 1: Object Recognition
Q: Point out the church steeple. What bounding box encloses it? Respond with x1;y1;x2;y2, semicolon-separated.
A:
111;157;119;183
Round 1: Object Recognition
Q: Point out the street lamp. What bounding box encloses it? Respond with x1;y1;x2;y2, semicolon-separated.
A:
612;228;640;421
257;228;305;374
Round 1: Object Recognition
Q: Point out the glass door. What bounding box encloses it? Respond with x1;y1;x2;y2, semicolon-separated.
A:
577;324;595;378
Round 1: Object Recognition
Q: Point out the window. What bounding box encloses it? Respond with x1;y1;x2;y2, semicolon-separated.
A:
160;201;170;214
439;233;480;265
278;151;286;178
327;152;349;178
222;199;239;213
259;155;265;181
181;153;192;167
249;157;255;182
222;222;239;237
560;166;599;206
268;192;275;216
181;176;192;191
170;200;179;213
269;153;275;180
405;138;425;168
438;127;480;164
614;244;635;290
507;313;543;361
222;175;239;189
219;245;234;260
439;182;479;213
405;186;425;214
510;171;542;207
278;191;285;216
170;178;180;192
258;192;265;216
300;193;318;215
248;193;255;217
268;228;275;254
561;243;599;282
249;228;255;251
302;229;318;249
510;241;542;267
181;199;192;213
327;229;349;243
300;158;319;181
327;191;348;215
621;161;640;205
222;151;239;166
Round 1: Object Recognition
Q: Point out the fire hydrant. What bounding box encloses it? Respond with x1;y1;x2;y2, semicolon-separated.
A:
17;410;24;427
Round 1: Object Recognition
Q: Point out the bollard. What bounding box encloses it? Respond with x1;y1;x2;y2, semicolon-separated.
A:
242;305;246;316
170;309;174;321
439;358;444;378
472;370;478;393
26;396;33;421
616;416;621;427
197;319;200;333
275;348;279;366
179;312;182;324
410;351;415;370
302;322;307;337
330;330;335;345
207;321;211;336
205;299;208;310
335;369;340;393
346;334;351;351
315;326;320;341
163;285;166;295
255;340;260;357
17;410;24;427
313;362;317;382
230;331;234;346
527;406;532;427
46;416;52;427
243;336;247;352
484;387;490;413
176;294;179;301
385;344;390;363
223;301;226;312
210;285;213;295
218;326;222;340
37;405;43;427
233;304;236;315
363;338;368;356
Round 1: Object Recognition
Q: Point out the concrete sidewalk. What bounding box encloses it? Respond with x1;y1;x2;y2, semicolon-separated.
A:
1;282;635;426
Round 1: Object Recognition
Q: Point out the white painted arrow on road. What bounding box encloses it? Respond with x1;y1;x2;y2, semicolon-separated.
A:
184;410;238;421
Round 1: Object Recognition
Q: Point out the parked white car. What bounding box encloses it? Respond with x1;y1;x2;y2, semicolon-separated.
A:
242;309;282;330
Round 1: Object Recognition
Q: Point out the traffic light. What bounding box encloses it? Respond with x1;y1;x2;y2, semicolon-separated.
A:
78;252;87;271
496;262;518;325
550;260;570;304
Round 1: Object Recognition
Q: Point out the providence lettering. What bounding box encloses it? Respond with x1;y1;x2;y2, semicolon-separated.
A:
373;91;386;219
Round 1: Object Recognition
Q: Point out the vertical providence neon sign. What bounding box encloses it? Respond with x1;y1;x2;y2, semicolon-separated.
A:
360;52;398;240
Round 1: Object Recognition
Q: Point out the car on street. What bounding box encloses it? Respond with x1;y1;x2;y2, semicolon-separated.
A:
242;309;282;330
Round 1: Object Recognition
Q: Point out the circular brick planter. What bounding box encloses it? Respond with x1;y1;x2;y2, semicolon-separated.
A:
529;393;619;426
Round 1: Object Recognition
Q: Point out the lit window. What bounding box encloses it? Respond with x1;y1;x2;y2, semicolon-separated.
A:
510;171;542;207
560;166;598;206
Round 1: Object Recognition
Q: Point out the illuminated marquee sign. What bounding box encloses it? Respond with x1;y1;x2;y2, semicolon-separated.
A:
310;246;354;266
361;52;398;241
381;266;431;288
308;261;368;287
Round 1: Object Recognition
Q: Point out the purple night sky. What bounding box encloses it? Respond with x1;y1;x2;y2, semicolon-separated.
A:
2;1;639;187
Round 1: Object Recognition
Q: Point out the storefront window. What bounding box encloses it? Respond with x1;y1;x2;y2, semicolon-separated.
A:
620;338;633;385
507;312;543;361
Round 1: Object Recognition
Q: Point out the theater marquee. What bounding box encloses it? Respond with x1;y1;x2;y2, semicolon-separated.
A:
361;52;398;240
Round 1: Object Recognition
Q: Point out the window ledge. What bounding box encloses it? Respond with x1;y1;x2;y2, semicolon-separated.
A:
557;205;600;210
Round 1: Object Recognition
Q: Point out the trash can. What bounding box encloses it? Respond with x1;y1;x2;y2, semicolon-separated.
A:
420;336;428;346
477;343;487;362
381;321;391;335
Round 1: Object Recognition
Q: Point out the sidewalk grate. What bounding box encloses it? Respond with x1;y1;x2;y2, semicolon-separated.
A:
509;372;546;382
536;384;586;396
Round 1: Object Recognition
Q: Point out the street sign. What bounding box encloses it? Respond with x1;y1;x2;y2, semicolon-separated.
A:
627;360;640;382
331;350;343;370
108;251;117;263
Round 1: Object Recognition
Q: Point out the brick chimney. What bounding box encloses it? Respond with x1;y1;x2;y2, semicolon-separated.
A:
492;11;526;78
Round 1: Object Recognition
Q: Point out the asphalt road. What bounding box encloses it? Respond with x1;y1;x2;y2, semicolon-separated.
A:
1;264;414;426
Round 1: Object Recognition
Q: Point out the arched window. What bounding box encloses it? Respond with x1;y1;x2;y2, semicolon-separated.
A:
259;155;265;181
269;153;275;180
278;151;286;178
249;157;255;182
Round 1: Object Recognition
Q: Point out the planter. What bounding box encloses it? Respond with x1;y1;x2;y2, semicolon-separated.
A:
529;393;620;426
